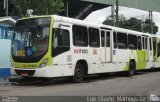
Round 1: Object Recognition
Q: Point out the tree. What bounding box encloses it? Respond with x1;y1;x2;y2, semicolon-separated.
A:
9;0;64;17
103;15;158;34
143;19;158;34
103;15;126;26
121;17;142;32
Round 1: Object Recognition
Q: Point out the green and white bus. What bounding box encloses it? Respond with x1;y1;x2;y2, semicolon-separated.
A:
11;15;160;82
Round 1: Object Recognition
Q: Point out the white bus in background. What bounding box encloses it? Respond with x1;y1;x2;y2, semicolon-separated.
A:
11;15;160;82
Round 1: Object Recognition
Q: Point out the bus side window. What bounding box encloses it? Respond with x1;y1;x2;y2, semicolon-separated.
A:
158;43;160;57
89;27;100;47
137;36;142;50
149;38;152;51
113;32;117;48
117;32;127;49
106;31;110;47
73;25;88;47
153;37;156;56
142;37;145;49
145;37;148;50
101;31;110;47
52;28;70;57
128;34;137;50
101;31;105;47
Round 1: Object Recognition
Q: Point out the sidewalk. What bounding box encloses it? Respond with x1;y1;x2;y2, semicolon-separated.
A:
0;78;10;86
0;76;20;86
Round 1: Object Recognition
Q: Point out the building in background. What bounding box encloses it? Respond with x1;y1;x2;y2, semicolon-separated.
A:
0;17;16;77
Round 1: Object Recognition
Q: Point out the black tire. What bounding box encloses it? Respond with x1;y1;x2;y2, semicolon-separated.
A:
127;61;136;76
72;63;84;83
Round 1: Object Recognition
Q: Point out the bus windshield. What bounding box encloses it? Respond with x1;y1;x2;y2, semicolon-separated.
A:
12;17;51;62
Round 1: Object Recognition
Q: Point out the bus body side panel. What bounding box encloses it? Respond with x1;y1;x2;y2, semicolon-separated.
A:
113;49;130;72
153;37;160;68
146;37;154;69
87;48;101;74
52;52;74;77
73;47;100;74
154;58;160;68
136;50;148;70
145;51;154;69
145;36;154;69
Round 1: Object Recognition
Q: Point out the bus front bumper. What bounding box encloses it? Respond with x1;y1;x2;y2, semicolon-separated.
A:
11;65;73;78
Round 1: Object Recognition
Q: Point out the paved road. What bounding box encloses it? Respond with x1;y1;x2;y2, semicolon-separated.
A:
0;69;160;97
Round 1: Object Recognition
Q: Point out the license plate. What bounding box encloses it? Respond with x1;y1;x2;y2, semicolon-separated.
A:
21;73;29;76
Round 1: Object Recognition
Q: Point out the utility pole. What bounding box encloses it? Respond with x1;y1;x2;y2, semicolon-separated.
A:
141;15;145;32
65;0;69;17
149;11;153;34
4;0;8;16
115;0;119;27
111;5;115;26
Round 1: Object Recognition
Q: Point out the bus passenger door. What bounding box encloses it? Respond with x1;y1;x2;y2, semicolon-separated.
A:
100;30;113;72
148;37;153;68
144;36;149;62
153;37;160;68
142;36;147;63
142;36;151;68
52;24;73;76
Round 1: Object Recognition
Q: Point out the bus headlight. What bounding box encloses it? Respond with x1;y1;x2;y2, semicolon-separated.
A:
38;58;48;68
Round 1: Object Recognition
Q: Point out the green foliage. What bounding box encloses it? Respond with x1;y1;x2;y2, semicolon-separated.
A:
103;15;158;34
9;0;64;17
143;19;158;34
120;17;142;32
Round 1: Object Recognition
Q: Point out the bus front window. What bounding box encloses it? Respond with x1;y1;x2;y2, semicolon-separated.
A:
12;17;50;63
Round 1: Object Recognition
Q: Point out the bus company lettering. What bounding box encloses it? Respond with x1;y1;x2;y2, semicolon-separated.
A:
74;49;88;54
23;64;36;68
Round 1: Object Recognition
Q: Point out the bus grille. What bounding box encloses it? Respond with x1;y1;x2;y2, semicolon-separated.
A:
15;69;35;76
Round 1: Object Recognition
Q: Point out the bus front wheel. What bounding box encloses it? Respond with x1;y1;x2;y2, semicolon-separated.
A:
72;63;84;83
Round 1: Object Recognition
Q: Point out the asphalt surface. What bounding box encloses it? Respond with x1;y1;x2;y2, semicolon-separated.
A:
0;69;160;101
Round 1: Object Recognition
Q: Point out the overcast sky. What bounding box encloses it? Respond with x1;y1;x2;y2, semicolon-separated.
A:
84;6;160;34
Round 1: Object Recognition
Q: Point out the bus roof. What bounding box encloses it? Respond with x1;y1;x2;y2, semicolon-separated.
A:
53;15;152;37
18;15;155;37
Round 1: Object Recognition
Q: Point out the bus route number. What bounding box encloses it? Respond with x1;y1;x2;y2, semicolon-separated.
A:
16;50;25;56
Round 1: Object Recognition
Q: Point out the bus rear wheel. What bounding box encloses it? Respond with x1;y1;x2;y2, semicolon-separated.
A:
127;61;136;76
72;63;84;83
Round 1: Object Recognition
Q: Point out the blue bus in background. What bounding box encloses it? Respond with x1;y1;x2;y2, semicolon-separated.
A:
0;17;16;78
